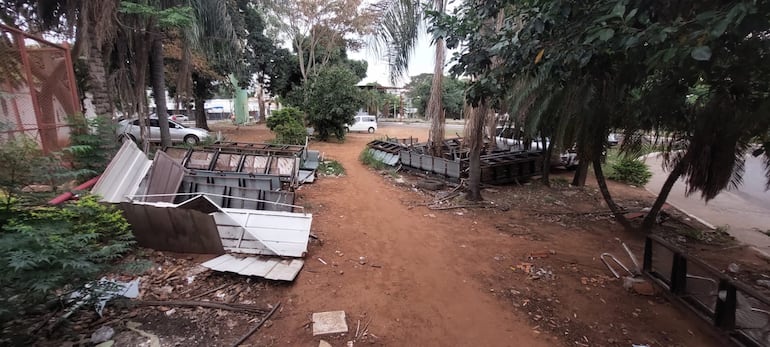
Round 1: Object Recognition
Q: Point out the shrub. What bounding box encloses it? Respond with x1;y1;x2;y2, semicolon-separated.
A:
266;107;306;145
274;121;307;145
266;107;304;131
0;195;134;322
608;157;652;186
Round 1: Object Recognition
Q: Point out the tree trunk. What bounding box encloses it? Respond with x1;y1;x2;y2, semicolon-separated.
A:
192;74;209;130
257;83;266;122
466;99;488;201
593;148;633;230
84;29;112;117
641;154;689;231
150;34;171;148
427;38;446;157
541;135;553;186
572;159;589;186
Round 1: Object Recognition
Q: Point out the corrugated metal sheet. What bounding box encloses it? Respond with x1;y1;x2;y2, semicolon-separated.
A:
120;201;225;254
201;254;304;281
92;140;152;203
144;151;187;203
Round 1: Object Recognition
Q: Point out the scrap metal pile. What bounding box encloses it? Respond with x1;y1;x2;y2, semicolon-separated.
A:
366;137;544;185
92;141;322;281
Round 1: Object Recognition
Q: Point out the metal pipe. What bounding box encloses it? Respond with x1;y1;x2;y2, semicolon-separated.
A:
48;176;101;205
600;252;633;278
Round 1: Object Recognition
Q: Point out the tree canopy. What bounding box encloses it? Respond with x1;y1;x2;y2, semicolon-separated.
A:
436;0;770;229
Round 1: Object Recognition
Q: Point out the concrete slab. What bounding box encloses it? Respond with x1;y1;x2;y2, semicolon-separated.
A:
312;311;348;336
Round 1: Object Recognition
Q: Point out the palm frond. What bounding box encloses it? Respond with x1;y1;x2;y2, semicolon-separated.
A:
371;0;425;83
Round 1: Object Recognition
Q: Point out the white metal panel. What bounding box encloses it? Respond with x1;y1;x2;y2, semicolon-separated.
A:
93;141;152;203
264;259;304;281
201;254;303;281
222;208;311;257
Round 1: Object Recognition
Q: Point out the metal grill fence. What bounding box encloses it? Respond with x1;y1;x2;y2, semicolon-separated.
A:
644;235;770;346
0;23;79;153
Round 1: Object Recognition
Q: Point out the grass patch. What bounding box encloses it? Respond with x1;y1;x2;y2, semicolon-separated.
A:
359;148;387;170
318;160;345;176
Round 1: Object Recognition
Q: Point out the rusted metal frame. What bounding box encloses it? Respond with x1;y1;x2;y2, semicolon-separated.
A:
15;31;46;151
0;23;68;50
61;43;80;114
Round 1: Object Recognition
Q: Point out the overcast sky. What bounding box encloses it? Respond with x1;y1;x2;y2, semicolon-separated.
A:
349;25;457;87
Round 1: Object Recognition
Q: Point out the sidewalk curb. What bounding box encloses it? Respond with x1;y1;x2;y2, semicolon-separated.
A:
641;152;717;230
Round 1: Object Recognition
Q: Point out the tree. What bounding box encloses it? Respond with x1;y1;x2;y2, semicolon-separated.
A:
302;66;364;141
406;73;466;120
374;0;447;156
439;0;770;230
266;0;374;83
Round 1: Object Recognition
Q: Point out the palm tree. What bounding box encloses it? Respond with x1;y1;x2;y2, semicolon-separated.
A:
374;0;446;156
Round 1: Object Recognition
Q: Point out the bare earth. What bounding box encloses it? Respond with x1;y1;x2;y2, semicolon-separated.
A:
216;122;726;347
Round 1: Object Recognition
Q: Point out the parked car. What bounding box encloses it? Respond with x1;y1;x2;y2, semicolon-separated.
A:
494;127;578;168
170;114;189;122
345;114;377;133
117;118;210;145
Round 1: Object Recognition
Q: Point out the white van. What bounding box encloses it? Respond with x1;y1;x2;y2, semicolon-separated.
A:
345;114;378;133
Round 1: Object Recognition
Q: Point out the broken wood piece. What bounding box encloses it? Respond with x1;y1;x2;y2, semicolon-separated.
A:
230;302;281;347
188;283;228;300
127;299;268;315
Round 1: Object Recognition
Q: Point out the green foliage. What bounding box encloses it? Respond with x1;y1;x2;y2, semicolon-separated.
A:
119;2;195;28
266;107;304;130
359;149;387;170
303;66;365;141
274;121;307;145
266;107;306;145
438;0;770;204
608;157;652;186
66;115;118;175
406;73;467;119
318;160;345;176
0;137;48;225
0;195;134;322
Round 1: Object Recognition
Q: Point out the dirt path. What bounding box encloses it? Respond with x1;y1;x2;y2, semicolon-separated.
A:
218;124;724;347
264;132;551;346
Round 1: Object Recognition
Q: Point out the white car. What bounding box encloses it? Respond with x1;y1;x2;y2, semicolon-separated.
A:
169;114;189;122
494;127;578;168
345;114;377;133
117;118;210;145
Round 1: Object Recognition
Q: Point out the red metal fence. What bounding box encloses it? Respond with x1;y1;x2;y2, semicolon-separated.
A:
0;23;80;153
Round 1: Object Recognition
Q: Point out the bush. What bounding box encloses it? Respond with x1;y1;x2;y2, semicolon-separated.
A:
266;107;304;131
608;157;652;186
266;107;306;145
274;121;307;145
0;195;134;322
303;66;364;141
